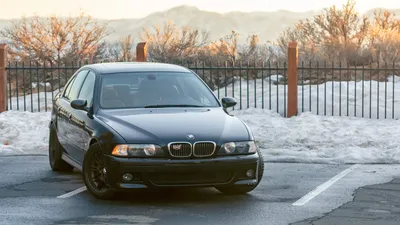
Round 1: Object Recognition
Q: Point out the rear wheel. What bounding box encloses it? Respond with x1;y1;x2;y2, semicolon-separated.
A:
83;143;116;200
216;151;264;195
49;124;74;172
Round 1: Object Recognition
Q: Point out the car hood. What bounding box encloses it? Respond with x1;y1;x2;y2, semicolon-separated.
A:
96;108;251;145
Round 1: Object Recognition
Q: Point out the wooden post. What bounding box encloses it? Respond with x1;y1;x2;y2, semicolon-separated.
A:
287;42;298;117
136;42;147;62
0;44;7;113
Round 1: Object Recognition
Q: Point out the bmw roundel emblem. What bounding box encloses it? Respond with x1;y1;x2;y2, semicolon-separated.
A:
186;134;195;140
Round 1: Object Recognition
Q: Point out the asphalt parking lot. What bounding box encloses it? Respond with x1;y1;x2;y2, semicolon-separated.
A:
1;155;400;225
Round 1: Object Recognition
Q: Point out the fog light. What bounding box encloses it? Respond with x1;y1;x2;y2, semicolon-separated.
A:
122;173;133;181
246;169;254;178
144;144;156;156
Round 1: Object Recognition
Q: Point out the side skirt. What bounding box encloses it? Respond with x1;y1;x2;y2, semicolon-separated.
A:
62;154;83;172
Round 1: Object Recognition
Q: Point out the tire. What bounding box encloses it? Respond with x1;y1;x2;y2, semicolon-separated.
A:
82;143;116;200
49;124;74;172
216;150;264;195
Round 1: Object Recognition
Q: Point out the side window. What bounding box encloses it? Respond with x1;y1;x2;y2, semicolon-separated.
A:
65;70;89;101
63;76;76;99
78;71;96;105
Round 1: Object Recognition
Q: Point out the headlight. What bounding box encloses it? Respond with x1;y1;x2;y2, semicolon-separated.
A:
112;144;164;157
218;141;257;155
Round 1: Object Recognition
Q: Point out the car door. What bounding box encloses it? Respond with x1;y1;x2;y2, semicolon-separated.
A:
59;69;90;161
55;75;77;152
69;70;96;163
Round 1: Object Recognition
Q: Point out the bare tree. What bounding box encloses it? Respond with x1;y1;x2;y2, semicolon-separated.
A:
1;12;109;63
238;34;268;64
278;19;322;62
277;0;370;64
105;35;136;62
368;10;400;63
141;21;210;63
210;31;239;64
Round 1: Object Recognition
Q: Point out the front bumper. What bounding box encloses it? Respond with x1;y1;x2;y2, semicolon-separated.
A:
103;153;260;189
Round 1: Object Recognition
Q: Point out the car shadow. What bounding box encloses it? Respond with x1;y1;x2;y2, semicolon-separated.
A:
84;187;259;206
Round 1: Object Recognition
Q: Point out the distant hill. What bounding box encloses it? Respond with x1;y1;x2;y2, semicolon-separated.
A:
0;5;400;44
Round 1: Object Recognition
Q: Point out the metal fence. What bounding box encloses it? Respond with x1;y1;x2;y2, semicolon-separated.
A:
298;61;400;119
5;61;84;113
4;60;400;119
5;61;289;115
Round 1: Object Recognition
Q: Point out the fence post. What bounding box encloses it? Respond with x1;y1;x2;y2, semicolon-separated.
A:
136;42;147;62
0;44;7;113
287;42;298;117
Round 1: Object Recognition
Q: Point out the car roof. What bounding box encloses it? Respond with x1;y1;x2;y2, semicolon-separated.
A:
82;62;191;74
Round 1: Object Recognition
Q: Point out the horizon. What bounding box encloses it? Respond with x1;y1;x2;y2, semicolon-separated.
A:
1;0;400;20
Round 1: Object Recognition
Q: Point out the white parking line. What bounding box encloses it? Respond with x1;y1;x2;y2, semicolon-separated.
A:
57;186;87;199
293;164;360;206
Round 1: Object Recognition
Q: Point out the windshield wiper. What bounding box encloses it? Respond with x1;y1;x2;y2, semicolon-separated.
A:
144;104;205;108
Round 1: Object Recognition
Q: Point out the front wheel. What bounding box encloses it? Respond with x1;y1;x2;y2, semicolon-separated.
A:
216;151;264;195
82;143;116;200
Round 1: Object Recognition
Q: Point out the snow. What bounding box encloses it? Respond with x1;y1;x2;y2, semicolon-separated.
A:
31;82;51;89
0;111;50;155
232;108;400;164
215;75;400;119
2;78;400;164
387;75;400;83
267;74;284;82
7;90;58;112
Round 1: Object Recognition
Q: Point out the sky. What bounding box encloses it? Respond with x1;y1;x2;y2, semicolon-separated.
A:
1;0;400;20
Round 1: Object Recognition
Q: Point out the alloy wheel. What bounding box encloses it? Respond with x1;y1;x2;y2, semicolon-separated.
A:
87;151;109;192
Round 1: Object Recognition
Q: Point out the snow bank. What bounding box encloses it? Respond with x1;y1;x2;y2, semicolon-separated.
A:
215;76;400;119
2;109;400;164
0;111;50;155
232;108;400;164
8;90;59;112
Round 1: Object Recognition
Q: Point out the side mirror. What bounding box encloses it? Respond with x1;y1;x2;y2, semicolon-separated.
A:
71;99;87;111
221;97;237;108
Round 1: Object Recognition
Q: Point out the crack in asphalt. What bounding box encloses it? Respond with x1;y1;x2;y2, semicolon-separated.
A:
289;181;362;225
0;154;47;157
290;177;400;225
0;179;40;190
0;177;76;192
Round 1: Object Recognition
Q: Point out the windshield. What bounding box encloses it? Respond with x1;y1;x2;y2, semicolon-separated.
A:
99;72;220;109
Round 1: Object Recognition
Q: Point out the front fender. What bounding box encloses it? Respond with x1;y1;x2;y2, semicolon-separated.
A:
89;116;127;155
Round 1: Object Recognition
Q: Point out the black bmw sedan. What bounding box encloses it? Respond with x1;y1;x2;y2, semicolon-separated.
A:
49;62;264;199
